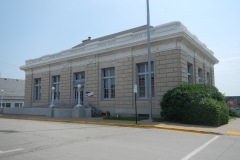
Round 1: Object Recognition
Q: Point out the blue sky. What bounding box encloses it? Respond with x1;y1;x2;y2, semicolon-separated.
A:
0;0;239;96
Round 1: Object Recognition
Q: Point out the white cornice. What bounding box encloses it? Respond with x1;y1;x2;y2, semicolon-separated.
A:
20;21;218;70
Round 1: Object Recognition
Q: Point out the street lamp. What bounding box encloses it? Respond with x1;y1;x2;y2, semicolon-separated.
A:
1;89;4;108
75;84;82;109
49;87;55;108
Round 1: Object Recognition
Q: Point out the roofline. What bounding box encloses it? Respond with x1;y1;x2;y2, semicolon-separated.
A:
72;25;154;49
20;21;218;70
0;78;25;81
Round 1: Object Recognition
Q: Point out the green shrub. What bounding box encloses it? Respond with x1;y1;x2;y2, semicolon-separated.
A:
229;109;240;117
160;84;228;126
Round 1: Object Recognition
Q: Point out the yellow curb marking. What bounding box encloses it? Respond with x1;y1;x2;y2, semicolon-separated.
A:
154;126;218;135
0;117;220;135
227;131;240;136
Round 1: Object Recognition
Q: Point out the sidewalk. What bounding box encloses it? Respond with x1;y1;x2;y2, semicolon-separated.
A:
0;114;239;136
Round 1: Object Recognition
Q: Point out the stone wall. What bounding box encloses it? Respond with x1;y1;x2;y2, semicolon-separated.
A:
85;58;99;107
0;107;91;118
22;39;216;117
154;49;181;116
41;71;50;104
115;57;134;115
60;64;72;106
24;74;33;107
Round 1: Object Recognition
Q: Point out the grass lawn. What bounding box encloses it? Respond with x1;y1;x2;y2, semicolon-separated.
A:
152;118;166;122
229;116;237;120
103;116;166;122
103;116;148;121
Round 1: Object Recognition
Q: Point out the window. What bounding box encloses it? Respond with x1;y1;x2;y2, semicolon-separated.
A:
137;62;154;98
52;75;60;100
187;63;193;84
73;72;85;105
15;103;19;107
6;103;11;107
102;68;115;99
234;98;238;105
34;78;41;101
198;68;203;84
15;103;21;107
74;72;85;81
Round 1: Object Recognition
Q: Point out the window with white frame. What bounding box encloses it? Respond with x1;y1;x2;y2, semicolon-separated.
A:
52;75;60;100
14;103;23;107
34;78;41;101
73;72;85;104
137;62;154;98
74;72;85;81
102;68;115;99
187;63;193;84
15;103;21;107
198;68;203;84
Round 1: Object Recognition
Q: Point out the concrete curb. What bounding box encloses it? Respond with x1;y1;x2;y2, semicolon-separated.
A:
0;116;222;135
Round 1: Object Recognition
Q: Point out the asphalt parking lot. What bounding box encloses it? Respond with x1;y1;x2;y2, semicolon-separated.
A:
0;118;239;160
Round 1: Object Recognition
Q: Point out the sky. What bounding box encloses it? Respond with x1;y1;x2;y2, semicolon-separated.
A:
0;0;239;96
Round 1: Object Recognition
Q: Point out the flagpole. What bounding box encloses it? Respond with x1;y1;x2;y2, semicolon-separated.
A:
146;0;152;120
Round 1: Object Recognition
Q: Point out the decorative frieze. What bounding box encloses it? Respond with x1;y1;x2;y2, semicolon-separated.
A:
20;21;217;71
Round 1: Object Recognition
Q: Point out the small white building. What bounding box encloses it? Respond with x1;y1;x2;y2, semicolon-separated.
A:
0;78;25;108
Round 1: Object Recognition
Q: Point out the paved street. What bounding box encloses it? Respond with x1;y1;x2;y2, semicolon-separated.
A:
0;119;239;160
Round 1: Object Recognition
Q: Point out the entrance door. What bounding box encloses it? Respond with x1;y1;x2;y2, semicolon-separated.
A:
74;85;84;105
73;72;85;106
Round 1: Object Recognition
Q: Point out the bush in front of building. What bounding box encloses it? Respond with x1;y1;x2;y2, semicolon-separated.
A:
160;84;229;126
229;109;240;118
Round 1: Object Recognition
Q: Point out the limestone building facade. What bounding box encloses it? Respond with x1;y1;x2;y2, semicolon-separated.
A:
20;22;219;117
